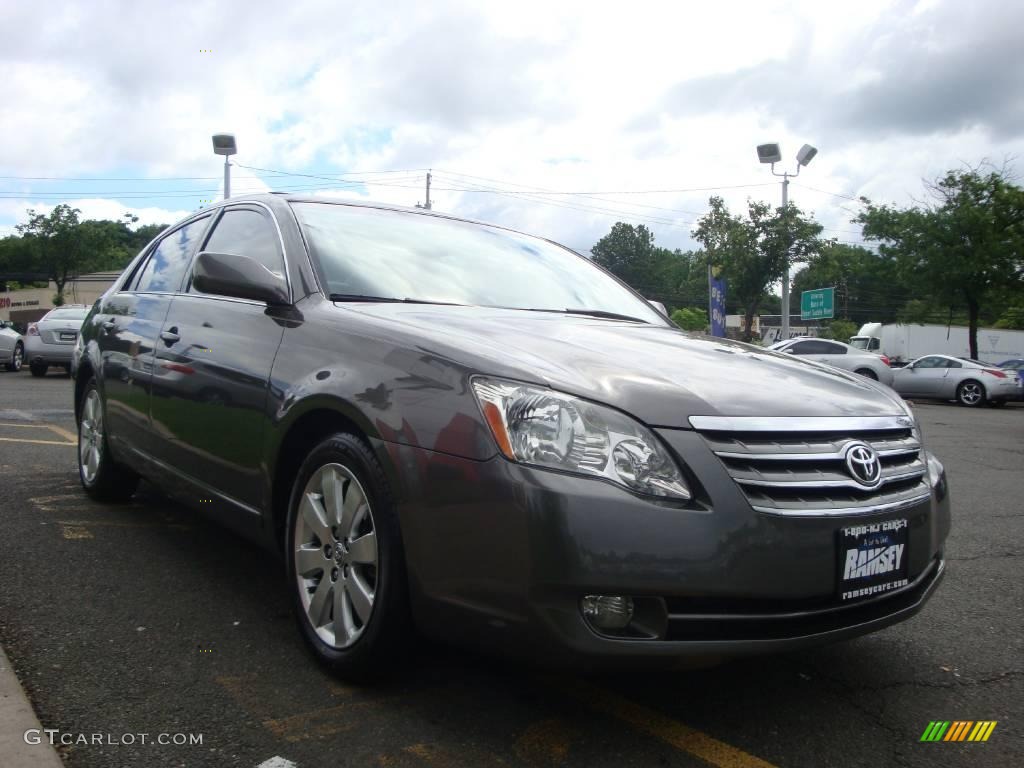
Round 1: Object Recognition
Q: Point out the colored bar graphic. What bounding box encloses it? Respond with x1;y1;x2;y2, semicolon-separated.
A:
920;721;949;742
921;721;996;742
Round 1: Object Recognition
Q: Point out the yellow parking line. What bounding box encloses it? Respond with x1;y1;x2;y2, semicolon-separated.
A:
45;424;78;443
0;422;77;445
0;436;75;446
514;718;576;766
61;525;94;540
550;678;778;768
262;703;368;742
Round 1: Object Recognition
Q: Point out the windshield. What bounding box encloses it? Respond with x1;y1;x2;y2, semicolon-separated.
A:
849;337;869;349
291;203;664;322
46;308;88;320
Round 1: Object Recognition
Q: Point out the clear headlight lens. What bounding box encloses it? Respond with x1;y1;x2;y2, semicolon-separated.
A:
472;377;691;500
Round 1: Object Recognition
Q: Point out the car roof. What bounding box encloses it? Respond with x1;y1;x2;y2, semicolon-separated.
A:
203;192;517;234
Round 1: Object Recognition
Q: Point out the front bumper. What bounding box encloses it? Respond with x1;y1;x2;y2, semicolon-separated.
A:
376;429;951;664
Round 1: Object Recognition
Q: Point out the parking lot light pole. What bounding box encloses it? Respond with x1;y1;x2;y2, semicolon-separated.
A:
756;142;817;342
212;133;237;199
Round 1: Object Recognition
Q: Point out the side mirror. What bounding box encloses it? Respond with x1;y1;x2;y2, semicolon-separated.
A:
192;251;289;305
647;299;667;316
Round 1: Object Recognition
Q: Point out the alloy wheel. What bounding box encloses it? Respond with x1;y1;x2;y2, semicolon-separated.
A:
79;389;104;484
12;344;23;371
959;382;982;405
294;463;379;649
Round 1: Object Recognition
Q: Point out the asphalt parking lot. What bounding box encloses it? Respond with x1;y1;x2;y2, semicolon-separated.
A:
0;367;1021;768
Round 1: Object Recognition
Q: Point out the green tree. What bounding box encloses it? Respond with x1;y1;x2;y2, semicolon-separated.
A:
14;205;98;302
670;307;708;331
693;196;823;341
994;306;1024;329
591;223;659;289
857;167;1024;359
818;319;859;342
590;223;711;311
792;243;907;325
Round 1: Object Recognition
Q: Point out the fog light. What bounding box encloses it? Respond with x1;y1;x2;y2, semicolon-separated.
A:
581;595;634;630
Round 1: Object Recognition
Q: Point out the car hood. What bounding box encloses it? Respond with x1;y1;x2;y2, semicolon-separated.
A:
344;304;905;428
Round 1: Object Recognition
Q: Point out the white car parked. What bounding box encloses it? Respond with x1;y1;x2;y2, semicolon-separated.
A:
891;354;1020;408
24;305;89;377
0;320;25;372
768;337;894;386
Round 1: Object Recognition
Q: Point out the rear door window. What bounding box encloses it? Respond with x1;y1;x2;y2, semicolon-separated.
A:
790;340;836;355
135;216;210;293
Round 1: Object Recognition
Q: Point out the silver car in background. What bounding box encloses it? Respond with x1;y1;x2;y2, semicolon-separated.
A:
0;320;25;372
891;354;1019;407
769;337;894;386
25;305;89;377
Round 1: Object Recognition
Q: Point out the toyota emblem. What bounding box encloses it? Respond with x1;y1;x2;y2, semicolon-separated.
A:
844;441;882;488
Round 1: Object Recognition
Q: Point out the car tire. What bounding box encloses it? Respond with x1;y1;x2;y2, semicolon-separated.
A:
956;379;986;408
77;377;140;502
285;432;411;682
4;342;23;372
29;362;48;377
854;367;878;380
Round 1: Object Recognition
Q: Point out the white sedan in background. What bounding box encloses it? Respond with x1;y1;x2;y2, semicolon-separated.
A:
0;320;25;372
768;337;894;386
892;354;1020;408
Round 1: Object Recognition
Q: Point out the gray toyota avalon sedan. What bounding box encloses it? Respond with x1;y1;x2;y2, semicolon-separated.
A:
72;195;949;678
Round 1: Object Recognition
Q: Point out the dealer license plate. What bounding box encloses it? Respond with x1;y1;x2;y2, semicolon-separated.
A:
838;519;909;601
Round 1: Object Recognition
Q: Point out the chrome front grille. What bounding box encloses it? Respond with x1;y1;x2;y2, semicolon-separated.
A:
689;415;931;516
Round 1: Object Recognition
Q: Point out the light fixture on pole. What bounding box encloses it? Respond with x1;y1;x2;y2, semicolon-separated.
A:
212;133;237;199
757;141;817;342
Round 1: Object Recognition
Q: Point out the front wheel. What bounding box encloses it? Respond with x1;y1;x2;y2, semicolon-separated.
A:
78;378;140;502
956;379;986;407
285;433;411;681
4;342;22;372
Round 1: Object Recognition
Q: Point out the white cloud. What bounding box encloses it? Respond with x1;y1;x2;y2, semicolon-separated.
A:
1;0;1022;253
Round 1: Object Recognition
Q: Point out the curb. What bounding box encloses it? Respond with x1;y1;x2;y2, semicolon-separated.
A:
0;644;64;767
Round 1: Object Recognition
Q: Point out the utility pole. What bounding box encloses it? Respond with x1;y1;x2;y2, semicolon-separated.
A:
756;142;818;343
212;133;237;199
416;170;432;210
780;172;790;340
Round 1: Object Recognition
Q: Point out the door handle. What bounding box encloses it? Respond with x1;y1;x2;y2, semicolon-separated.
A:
160;328;180;345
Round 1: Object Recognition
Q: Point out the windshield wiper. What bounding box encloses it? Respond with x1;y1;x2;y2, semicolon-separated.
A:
329;294;462;306
522;307;649;324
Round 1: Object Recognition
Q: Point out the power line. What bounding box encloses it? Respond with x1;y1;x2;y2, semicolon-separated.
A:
791;182;861;202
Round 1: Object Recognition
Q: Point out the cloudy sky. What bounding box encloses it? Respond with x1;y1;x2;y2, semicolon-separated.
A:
2;0;1022;254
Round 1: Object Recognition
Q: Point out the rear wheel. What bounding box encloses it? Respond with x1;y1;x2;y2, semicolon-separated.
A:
286;433;411;681
77;378;140;502
854;367;878;380
29;362;47;377
956;379;985;407
4;342;22;372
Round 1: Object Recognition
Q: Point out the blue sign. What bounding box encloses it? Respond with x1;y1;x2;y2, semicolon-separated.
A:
710;276;727;337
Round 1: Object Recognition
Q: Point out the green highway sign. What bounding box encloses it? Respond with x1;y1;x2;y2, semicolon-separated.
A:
801;287;835;320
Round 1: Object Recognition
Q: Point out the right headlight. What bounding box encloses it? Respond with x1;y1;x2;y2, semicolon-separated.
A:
471;376;691;500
